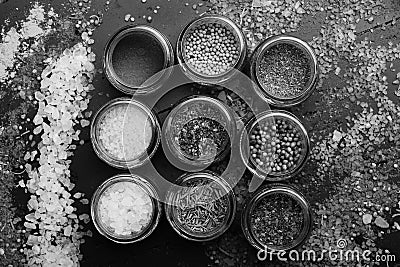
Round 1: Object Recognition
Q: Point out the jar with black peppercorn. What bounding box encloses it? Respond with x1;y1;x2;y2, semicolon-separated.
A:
239;110;310;181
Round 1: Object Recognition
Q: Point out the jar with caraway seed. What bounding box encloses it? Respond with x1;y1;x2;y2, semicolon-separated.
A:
164;171;236;241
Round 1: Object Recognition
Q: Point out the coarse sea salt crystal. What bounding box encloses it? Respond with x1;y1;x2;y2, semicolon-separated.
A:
24;42;95;266
98;182;153;236
98;104;153;160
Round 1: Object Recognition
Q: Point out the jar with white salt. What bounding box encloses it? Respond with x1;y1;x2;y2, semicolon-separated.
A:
90;97;161;169
90;174;162;243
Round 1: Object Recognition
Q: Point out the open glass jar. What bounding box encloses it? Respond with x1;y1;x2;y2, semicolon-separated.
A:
177;15;247;84
91;174;162;244
250;35;318;107
162;95;236;170
104;25;174;95
164;171;236;241
90;97;161;169
241;184;312;251
239;110;310;181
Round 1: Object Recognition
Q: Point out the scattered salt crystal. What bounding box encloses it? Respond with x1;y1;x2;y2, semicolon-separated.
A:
80;119;90;128
18;179;26;188
362;214;372;224
332;130;343;142
374;216;389;228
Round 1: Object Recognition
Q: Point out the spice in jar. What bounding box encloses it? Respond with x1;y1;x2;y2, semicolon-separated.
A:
250;193;303;247
249;118;303;174
171;102;229;160
257;43;311;98
98;181;153;236
111;32;164;87
98;103;152;160
183;23;239;76
172;177;229;234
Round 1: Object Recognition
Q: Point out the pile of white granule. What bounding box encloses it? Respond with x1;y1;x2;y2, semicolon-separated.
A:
98;104;153;160
98;181;153;236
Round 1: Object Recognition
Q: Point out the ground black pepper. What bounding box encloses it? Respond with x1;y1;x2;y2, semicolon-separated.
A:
171;101;230;161
112;33;164;87
177;117;229;159
258;43;311;98
250;193;304;247
173;178;229;234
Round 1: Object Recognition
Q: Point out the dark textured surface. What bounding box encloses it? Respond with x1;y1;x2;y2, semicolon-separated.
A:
1;0;400;266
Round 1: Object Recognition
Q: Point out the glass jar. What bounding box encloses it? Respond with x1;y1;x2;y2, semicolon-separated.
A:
164;171;236;241
239;110;310;181
90;97;161;169
241;184;312;251
250;35;318;107
162;95;236;170
91;174;162;244
176;15;247;84
104;25;174;95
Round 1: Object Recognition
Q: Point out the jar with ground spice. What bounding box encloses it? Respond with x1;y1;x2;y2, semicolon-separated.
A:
177;15;247;84
250;35;318;107
241;184;312;251
240;110;310;181
162;95;236;170
165;171;236;241
104;25;174;95
91;174;162;243
90;97;161;169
